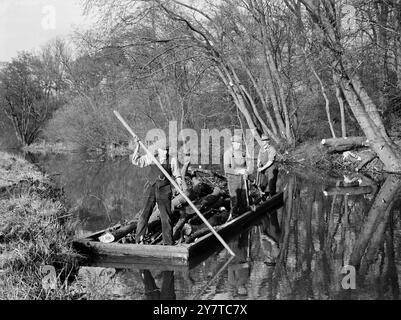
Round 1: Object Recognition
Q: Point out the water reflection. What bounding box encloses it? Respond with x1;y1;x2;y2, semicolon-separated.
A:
141;270;176;300
28;152;149;234
29;152;401;300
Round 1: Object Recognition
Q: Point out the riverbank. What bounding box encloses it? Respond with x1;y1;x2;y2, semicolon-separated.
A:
284;140;387;179
22;141;78;154
22;141;133;159
0;151;81;299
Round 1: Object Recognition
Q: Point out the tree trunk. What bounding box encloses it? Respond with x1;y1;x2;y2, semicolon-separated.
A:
263;61;288;141
334;83;347;138
228;60;281;144
340;78;401;172
238;55;279;137
308;59;336;138
216;65;262;143
293;0;401;171
257;8;294;144
350;75;394;146
349;175;401;269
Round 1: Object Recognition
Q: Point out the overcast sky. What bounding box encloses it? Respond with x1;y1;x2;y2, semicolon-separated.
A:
0;0;90;62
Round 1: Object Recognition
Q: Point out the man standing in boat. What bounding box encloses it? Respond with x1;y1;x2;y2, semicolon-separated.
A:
224;134;253;221
256;135;278;197
131;138;182;245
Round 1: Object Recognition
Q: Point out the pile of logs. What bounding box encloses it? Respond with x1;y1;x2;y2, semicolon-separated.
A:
321;137;379;172
100;166;263;245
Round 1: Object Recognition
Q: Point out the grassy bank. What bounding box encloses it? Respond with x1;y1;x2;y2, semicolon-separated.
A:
0;151;81;299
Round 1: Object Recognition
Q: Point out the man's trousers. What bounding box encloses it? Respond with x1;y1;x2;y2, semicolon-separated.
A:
257;165;279;196
135;182;173;245
226;173;248;218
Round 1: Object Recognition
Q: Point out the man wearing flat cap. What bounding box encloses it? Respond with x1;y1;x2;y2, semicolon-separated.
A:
224;134;252;221
131;138;182;245
257;135;278;197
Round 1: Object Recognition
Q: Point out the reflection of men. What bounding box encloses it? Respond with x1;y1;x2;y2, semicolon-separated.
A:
131;140;182;245
224;134;252;220
259;211;281;266
141;270;176;300
257;135;278;197
228;231;251;297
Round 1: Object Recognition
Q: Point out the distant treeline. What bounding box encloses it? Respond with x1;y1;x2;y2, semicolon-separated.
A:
1;1;401;169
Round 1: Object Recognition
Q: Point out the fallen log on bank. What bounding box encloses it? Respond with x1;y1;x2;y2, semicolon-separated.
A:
321;137;370;153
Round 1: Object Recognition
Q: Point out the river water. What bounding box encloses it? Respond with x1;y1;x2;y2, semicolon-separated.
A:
28;152;401;300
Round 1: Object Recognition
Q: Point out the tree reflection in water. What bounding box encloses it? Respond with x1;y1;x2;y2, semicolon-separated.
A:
190;172;401;300
257;173;401;300
140;270;176;300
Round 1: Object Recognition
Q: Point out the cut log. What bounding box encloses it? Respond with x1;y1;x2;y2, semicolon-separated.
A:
191;187;227;214
184;210;230;243
185;218;229;244
321;137;370;153
188;198;229;225
173;188;228;241
173;217;191;241
148;179;209;225
150;232;162;244
321;137;369;147
356;153;378;172
192;179;214;198
97;221;135;243
172;203;203;241
323;186;375;197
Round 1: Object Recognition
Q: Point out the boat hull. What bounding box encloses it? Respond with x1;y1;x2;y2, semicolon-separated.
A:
73;192;284;269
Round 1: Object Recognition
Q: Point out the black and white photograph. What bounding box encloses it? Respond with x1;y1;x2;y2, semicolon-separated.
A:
1;0;401;305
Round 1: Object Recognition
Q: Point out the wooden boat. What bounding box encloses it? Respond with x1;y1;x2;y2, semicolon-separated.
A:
73;191;284;269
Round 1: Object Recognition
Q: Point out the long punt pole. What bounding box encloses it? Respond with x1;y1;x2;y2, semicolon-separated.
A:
113;111;235;257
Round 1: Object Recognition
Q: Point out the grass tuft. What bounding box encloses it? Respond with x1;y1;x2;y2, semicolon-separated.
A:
0;151;81;300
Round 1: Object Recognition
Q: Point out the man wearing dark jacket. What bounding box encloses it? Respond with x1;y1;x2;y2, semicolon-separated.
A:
131;139;182;245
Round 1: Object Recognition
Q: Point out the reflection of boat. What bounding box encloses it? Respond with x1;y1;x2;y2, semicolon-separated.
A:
73;192;284;270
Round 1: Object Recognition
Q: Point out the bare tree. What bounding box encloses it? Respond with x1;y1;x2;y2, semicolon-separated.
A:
286;0;401;171
0;51;64;146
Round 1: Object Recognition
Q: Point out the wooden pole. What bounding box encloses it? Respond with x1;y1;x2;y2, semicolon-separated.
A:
113;110;235;257
244;175;250;207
